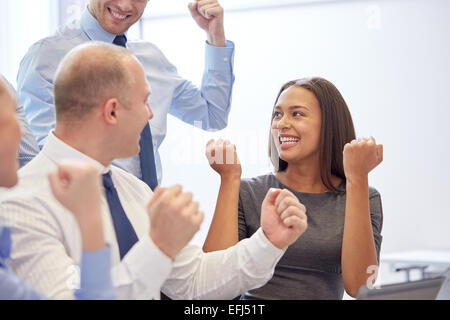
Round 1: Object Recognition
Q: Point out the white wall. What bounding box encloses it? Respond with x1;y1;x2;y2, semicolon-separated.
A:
142;0;450;262
0;0;58;86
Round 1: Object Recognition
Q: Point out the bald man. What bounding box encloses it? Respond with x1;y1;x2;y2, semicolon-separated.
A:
0;77;115;300
0;43;307;300
0;76;39;169
0;79;24;188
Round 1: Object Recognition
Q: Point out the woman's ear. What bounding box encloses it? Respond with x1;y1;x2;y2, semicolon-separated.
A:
102;98;119;125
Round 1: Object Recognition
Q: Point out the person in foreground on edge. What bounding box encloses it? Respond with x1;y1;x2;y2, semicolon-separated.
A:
0;43;307;300
203;77;384;299
0;77;115;300
0;76;40;169
17;0;235;189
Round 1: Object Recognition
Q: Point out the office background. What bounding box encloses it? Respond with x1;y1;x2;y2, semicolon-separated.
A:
1;0;449;295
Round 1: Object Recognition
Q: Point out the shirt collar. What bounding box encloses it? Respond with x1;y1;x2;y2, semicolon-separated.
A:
0;226;11;266
42;131;111;175
80;7;127;44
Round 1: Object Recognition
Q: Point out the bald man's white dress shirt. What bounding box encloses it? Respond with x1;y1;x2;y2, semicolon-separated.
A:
0;132;284;300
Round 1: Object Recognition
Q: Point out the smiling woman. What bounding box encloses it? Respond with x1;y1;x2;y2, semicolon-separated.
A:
203;77;384;299
269;78;355;192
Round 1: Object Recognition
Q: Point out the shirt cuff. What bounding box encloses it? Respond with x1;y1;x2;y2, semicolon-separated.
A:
76;245;115;300
246;228;285;273
122;235;172;298
205;40;235;71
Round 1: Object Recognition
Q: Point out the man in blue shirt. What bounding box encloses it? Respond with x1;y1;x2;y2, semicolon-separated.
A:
0;76;115;300
17;0;235;185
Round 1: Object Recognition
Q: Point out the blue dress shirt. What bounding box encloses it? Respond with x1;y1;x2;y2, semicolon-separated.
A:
16;102;40;168
17;8;235;182
0;226;115;300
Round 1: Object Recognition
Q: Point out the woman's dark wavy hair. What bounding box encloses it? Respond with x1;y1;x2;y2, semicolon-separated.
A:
269;77;356;192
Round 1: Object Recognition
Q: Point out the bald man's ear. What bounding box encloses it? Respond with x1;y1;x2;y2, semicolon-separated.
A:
102;98;119;125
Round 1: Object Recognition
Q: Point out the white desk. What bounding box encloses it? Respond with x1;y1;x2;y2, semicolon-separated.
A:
381;250;450;281
381;250;450;268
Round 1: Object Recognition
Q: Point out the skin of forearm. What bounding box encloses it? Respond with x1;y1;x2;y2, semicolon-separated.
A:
207;23;226;47
208;33;226;47
341;176;379;297
202;175;240;252
78;210;106;252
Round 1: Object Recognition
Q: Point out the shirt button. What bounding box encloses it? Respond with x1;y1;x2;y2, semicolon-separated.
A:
223;57;229;62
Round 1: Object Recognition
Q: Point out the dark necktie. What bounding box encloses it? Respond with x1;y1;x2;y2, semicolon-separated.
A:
103;172;139;260
113;35;159;190
113;34;127;47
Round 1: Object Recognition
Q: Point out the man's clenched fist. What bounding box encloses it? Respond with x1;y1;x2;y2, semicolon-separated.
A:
261;188;308;250
147;185;204;260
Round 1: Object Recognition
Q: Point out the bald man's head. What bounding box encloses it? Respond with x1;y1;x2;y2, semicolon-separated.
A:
0;79;8;107
0;76;23;187
54;42;136;123
0;76;17;112
53;42;153;165
0;77;8;97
